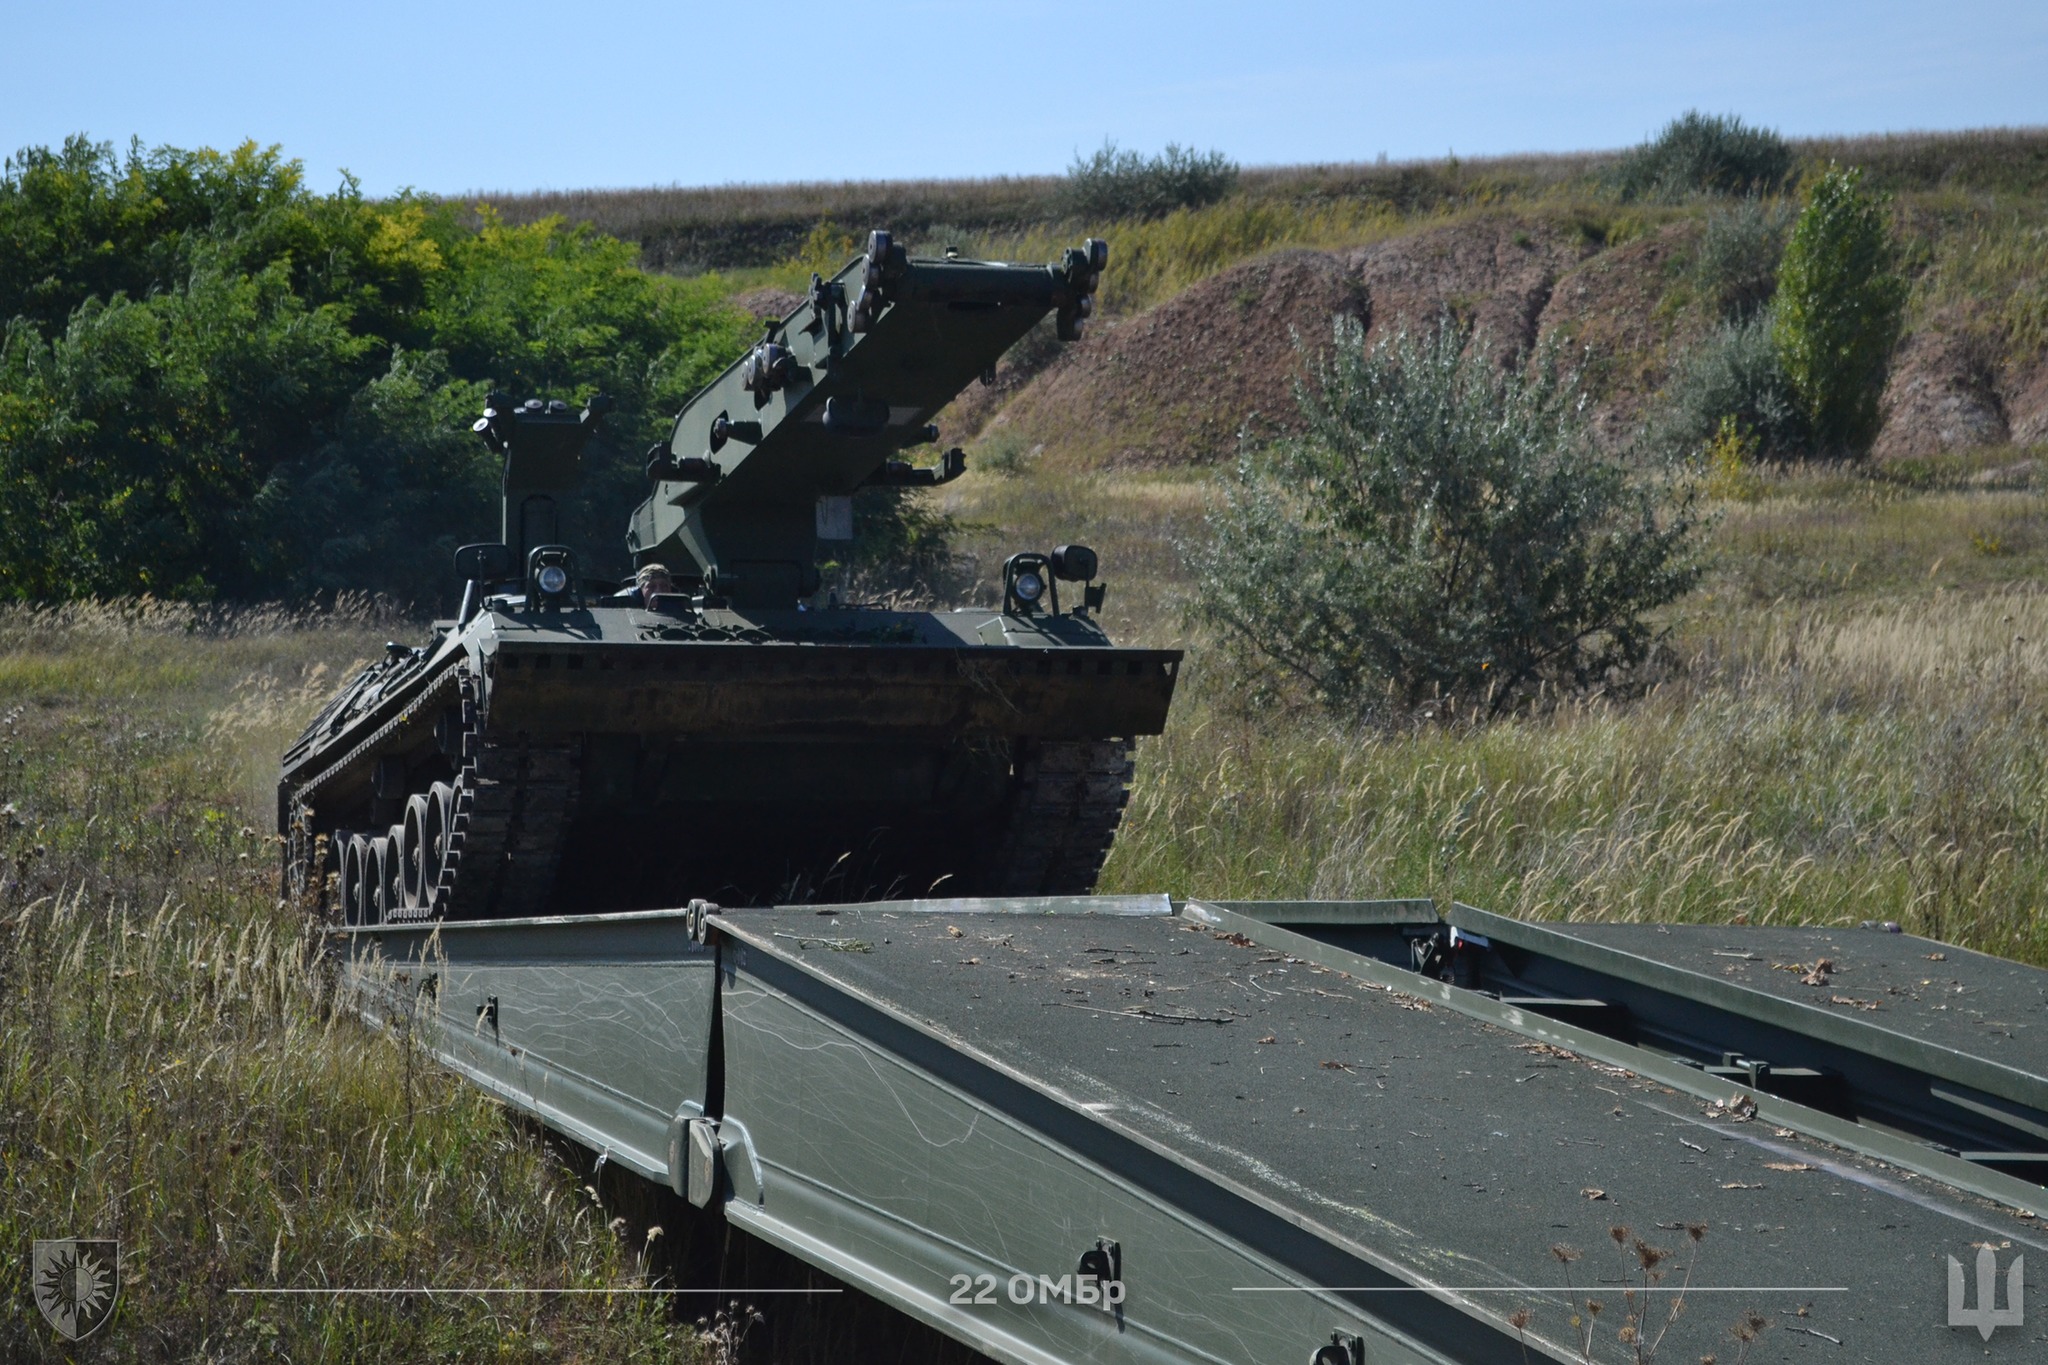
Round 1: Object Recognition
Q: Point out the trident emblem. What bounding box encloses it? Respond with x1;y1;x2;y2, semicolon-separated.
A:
1948;1246;2024;1341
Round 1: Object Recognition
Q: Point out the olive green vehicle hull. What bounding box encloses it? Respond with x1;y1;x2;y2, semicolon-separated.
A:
279;601;1180;919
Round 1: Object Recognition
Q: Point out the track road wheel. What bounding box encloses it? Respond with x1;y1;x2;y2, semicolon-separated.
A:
366;836;393;926
423;782;455;914
401;794;431;910
341;834;369;928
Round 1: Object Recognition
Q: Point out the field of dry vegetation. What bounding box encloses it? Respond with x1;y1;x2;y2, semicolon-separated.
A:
4;127;2046;1362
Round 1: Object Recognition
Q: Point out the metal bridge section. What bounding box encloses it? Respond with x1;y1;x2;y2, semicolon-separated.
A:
341;898;2048;1364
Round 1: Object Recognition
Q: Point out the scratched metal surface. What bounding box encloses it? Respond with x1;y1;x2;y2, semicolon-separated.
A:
1519;922;2048;1072
726;907;2048;1362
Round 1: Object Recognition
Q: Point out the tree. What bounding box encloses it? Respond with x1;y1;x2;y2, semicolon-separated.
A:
1772;165;1905;456
1189;319;1701;719
0;137;754;606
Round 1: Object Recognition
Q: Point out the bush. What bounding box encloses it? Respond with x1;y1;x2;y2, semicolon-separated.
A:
1772;164;1907;456
1650;312;1807;461
1190;319;1701;718
1061;141;1239;220
1616;112;1794;201
1694;197;1795;319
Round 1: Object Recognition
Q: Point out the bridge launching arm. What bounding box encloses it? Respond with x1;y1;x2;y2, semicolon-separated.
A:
628;231;1106;608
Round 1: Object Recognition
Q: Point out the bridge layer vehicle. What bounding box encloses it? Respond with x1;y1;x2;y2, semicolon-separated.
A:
279;231;1176;920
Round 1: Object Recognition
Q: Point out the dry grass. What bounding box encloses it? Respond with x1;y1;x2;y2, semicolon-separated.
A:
1106;591;2048;963
1706;478;2048;605
0;602;695;1363
935;469;1209;636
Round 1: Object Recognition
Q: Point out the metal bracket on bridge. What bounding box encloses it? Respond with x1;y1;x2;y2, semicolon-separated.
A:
664;1107;728;1209
686;898;721;945
1310;1331;1367;1365
685;1119;723;1208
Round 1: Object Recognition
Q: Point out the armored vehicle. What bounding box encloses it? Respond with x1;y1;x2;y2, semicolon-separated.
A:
280;233;1180;923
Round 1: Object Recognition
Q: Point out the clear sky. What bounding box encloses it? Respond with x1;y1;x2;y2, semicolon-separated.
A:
6;0;2044;197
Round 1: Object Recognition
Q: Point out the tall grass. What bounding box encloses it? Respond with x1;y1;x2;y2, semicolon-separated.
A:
0;603;692;1362
1103;587;2048;964
939;198;1406;316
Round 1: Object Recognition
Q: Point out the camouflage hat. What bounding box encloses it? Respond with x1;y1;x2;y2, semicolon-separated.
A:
635;563;672;586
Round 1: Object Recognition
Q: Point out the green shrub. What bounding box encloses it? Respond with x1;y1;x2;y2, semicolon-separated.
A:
1060;141;1239;220
1189;319;1701;719
1772;164;1907;455
1616;112;1794;201
1694;197;1795;319
1650;312;1807;460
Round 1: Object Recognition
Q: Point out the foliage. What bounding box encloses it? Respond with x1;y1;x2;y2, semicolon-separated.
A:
1189;319;1701;719
973;427;1036;476
1772;165;1907;455
1616;112;1794;202
1649;313;1807;461
1693;197;1794;320
0;136;753;608
1061;141;1240;221
464;127;2048;275
953;460;2048;965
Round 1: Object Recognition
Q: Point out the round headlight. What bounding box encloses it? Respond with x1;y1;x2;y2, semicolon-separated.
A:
1014;571;1045;603
537;565;569;595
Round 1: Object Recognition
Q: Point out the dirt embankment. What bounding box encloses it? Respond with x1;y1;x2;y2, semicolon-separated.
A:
960;216;1705;470
1873;310;2048;460
941;215;2043;473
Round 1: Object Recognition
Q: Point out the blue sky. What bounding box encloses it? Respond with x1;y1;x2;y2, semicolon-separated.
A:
6;0;2044;197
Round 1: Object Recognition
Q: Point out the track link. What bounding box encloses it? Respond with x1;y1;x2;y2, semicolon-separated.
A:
981;738;1135;895
426;672;581;921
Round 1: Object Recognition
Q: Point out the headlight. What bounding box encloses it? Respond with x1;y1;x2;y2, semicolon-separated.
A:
537;565;569;595
1014;571;1045;603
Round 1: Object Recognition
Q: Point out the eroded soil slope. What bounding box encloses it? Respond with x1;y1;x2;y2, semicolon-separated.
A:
941;215;2044;473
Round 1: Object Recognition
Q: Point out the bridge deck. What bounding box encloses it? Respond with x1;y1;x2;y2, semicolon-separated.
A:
341;899;2048;1363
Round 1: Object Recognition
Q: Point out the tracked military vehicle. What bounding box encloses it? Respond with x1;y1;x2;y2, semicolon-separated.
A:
280;233;1180;923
